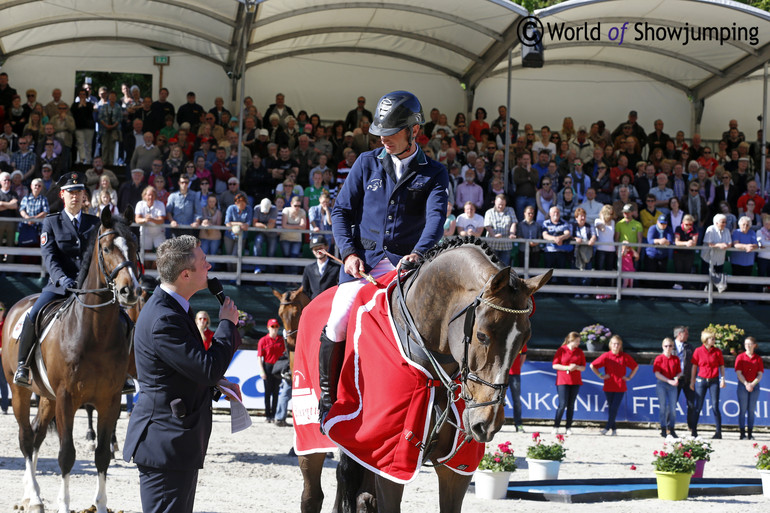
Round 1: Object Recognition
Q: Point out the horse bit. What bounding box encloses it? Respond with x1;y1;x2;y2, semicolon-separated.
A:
68;229;139;309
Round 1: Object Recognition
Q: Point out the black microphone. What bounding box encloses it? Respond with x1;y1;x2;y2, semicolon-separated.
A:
207;277;225;306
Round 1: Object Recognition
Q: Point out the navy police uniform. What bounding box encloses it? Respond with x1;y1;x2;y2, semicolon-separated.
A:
123;286;240;513
331;146;449;284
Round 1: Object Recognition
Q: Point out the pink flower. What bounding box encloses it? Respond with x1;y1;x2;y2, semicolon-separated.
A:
653;451;659;456
630;465;637;470
532;432;540;440
660;451;668;458
684;451;692;459
556;434;565;443
494;457;501;463
753;443;759;449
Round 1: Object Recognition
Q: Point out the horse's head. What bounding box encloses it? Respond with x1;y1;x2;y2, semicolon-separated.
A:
95;206;142;307
273;286;310;351
459;266;552;443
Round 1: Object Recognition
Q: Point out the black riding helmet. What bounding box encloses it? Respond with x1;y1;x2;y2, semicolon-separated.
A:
369;91;425;137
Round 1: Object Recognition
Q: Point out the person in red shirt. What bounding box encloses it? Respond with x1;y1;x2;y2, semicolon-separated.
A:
590;335;638;436
653;337;682;438
195;310;215;350
696;148;718;176
551;332;586;435
257;318;286;423
735;336;764;440
508;343;527;432
690;330;726;438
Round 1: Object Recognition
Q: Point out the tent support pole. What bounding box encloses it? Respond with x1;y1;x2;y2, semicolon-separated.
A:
762;62;768;195
504;46;512;191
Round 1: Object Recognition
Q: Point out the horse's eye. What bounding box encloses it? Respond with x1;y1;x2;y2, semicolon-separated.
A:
476;331;489;344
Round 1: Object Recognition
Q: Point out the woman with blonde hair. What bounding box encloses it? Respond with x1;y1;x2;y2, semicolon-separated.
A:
735;336;763;440
590;335;638;436
690;329;726;438
561;116;576;142
654;337;682;438
594;204;616;293
552;331;586;434
195;311;214;350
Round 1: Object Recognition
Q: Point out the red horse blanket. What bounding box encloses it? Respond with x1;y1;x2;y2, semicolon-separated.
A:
292;271;484;484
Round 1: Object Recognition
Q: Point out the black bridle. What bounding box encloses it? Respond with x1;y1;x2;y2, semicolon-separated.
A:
67;229;140;309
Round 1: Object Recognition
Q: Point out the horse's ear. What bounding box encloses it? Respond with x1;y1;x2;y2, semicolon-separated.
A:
100;204;113;227
272;289;283;301
523;269;553;296
294;286;304;296
123;205;135;225
487;266;511;295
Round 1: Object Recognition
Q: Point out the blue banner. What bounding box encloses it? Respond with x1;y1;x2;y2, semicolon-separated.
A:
505;360;769;426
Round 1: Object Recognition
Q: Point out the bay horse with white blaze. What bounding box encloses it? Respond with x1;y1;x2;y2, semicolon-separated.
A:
296;237;551;512
1;207;141;513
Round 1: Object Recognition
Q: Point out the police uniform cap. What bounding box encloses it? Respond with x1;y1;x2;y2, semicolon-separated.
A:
58;172;86;191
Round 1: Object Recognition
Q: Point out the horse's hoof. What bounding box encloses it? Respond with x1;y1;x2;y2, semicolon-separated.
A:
28;505;44;513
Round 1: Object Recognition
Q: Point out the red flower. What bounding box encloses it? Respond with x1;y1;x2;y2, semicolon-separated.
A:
763;445;768;451
630;465;637;470
753;443;759;449
494;457;501;463
684;451;692;459
532;432;540;440
653;451;659;456
659;451;668;458
556;434;565;443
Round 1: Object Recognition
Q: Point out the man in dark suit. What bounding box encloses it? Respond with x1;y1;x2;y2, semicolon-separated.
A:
343;96;373;134
301;234;340;299
13;172;99;387
672;326;697;437
123;235;241;513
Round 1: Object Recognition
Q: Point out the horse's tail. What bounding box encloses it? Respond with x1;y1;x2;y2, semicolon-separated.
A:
336;453;376;513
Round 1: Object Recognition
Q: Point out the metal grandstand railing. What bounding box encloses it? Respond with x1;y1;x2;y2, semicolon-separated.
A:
2;223;770;304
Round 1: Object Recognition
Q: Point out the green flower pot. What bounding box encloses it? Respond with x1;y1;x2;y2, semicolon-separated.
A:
654;471;692;500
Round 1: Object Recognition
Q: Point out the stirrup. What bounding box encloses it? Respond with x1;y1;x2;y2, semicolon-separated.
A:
121;377;136;395
13;365;32;389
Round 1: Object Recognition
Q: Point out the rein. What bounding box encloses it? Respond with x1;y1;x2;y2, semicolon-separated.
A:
393;264;533;466
67;229;139;309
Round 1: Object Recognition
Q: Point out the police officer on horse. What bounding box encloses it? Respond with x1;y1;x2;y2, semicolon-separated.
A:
13;172;134;393
318;91;449;425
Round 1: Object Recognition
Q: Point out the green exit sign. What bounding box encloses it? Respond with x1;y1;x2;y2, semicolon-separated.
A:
154;55;170;65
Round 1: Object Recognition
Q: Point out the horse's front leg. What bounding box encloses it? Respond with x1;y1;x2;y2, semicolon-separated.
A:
54;391;77;513
11;386;44;512
374;474;404;513
435;465;472;513
299;453;326;513
93;395;122;513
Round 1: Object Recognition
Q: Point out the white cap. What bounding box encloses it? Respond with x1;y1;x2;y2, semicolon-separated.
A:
259;198;272;214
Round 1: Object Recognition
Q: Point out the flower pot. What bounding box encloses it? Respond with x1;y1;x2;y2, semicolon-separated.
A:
474;470;511;500
526;458;561;480
692;459;706;478
654;471;692;500
586;341;604;352
760;469;770;498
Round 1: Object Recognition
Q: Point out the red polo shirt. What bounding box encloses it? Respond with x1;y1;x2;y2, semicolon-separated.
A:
735;352;764;382
553;345;585;386
653;354;681;380
692;345;724;379
257;334;286;364
591;351;638;392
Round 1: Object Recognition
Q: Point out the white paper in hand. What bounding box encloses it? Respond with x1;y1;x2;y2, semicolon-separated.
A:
220;386;253;433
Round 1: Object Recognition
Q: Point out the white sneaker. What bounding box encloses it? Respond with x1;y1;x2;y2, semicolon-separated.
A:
600;428;608;436
565;428;573;435
673;284;683;290
551;427;559;434
611;429;617;436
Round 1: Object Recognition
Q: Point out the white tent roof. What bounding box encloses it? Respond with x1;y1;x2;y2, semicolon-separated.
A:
1;0;768;137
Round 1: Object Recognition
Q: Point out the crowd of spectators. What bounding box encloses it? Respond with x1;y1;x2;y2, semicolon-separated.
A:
1;71;770;293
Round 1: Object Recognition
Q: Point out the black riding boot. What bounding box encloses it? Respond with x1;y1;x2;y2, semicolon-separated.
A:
740;427;746;440
318;329;345;434
13;314;36;388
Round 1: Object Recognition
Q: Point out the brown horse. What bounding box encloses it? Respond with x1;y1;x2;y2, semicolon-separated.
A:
297;237;551;513
1;207;141;513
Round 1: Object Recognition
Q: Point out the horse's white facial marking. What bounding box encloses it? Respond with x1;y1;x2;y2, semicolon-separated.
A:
114;236;140;290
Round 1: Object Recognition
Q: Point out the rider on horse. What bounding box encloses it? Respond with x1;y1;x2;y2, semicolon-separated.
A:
318;90;449;426
13;172;134;394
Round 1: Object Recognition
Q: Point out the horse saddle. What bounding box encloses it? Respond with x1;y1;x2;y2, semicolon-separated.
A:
35;296;76;338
